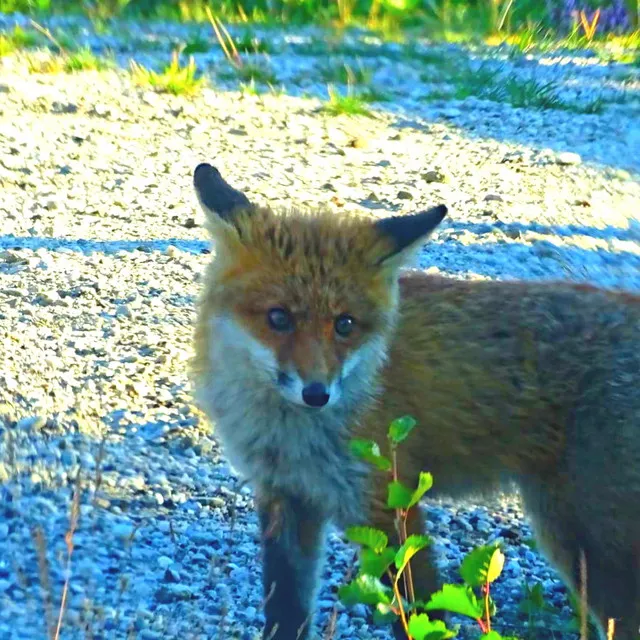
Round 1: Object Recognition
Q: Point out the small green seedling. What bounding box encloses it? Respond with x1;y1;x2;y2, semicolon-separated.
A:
341;416;520;640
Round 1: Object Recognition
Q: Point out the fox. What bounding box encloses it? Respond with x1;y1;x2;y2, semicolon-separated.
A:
189;162;640;640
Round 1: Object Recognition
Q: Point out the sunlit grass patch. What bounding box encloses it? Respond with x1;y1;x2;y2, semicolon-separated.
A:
130;51;207;96
26;52;65;74
0;25;39;56
321;84;374;117
239;77;287;98
0;34;16;57
486;26;640;62
63;46;112;72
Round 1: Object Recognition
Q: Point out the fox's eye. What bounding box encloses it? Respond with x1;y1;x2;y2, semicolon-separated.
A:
267;307;294;332
335;314;355;337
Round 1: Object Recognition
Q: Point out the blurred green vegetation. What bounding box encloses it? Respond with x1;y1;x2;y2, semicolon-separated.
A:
0;0;638;40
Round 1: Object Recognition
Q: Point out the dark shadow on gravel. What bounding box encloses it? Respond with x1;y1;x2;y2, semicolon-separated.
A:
0;234;210;255
3;231;639;292
448;219;640;243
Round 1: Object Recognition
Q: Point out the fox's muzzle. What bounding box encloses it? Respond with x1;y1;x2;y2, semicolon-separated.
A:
301;382;330;408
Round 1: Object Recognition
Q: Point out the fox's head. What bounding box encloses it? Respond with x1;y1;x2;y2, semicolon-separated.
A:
193;163;446;411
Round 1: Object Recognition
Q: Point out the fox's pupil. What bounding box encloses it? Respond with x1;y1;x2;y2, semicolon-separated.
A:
335;314;355;337
267;308;293;332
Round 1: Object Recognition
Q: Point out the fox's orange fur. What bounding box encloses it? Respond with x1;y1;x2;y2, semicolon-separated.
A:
190;163;640;640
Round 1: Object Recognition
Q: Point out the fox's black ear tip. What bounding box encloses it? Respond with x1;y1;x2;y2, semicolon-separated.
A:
432;204;448;220
194;163;217;183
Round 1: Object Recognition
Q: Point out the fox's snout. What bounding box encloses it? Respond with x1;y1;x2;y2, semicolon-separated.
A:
301;382;330;408
277;370;335;409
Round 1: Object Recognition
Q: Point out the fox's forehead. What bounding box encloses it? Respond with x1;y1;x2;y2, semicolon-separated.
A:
232;206;388;271
234;260;387;318
219;208;394;315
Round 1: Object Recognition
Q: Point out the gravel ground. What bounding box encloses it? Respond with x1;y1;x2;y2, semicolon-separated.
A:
1;13;639;640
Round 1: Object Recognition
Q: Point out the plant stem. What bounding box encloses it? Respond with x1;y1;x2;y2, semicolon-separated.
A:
484;581;492;632
389;569;411;639
400;512;415;603
30;19;67;56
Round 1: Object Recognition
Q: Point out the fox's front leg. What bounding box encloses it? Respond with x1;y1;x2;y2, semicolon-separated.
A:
258;492;326;640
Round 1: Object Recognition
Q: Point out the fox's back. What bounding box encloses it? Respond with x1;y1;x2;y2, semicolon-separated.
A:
364;272;640;494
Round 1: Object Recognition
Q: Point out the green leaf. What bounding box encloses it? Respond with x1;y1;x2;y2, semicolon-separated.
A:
345;526;388;553
182;39;210;55
408;472;434;508
373;602;399;625
387;480;413;508
408;613;458;640
381;0;421;11
349;438;392;471
487;548;505;583
519;582;549;615
338;574;393;607
479;633;505;640
459;545;504;587
360;547;397;578
395;534;431;575
425;584;483;619
388;415;417;444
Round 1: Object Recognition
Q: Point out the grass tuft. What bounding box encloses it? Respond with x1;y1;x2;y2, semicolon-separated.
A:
25;47;111;74
0;25;39;56
319;60;373;85
63;46;111;72
130;51;207;96
181;35;210;55
236;60;278;84
26;52;65;74
233;29;272;54
322;84;373;117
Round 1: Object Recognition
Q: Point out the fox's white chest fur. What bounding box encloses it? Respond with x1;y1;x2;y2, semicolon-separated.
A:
196;315;387;526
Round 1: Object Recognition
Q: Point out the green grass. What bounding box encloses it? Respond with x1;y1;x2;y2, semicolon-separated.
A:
26;52;65;73
233;29;273;54
481;72;608;114
24;44;112;74
240;77;287;97
0;0;639;49
321;84;374;116
0;34;16;57
219;60;278;85
419;55;610;114
488;25;640;60
180;35;210;55
0;25;39;56
130;51;207;96
358;85;391;102
63;46;111;71
319;60;373;85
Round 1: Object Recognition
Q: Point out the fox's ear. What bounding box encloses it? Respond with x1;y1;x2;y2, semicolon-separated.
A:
193;163;253;225
374;205;447;267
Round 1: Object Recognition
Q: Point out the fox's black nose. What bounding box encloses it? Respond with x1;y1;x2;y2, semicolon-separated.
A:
302;382;330;408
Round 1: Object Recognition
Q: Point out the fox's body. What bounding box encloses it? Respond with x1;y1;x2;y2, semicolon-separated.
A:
190;163;640;640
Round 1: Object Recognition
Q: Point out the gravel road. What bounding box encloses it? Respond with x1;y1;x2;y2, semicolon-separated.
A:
1;13;639;640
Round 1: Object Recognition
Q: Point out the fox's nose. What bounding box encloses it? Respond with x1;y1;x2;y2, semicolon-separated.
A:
302;382;330;408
